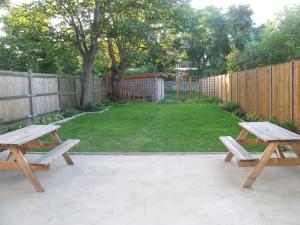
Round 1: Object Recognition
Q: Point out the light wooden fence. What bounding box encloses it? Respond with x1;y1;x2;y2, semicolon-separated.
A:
200;60;300;127
0;70;110;123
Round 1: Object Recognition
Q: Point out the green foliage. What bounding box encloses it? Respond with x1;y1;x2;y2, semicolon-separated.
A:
62;108;82;118
244;112;261;122
203;96;222;104
0;3;80;73
233;108;245;118
226;5;254;51
33;113;64;125
282;120;298;133
83;102;106;112
269;115;280;125
228;6;300;71
224;101;239;112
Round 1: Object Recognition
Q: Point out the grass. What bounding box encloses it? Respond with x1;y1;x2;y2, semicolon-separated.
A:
57;101;245;152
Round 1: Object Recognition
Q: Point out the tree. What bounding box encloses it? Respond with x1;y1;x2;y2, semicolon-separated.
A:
183;6;230;75
42;0;103;108
104;0;188;99
0;2;79;73
226;5;253;51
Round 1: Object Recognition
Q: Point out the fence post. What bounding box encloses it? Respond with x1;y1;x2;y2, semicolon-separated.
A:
229;73;232;101
213;75;216;96
189;76;192;100
245;71;247;111
236;72;239;105
57;76;62;110
73;75;77;107
256;68;259;114
290;60;294;121
27;69;34;120
269;65;273;118
176;76;179;103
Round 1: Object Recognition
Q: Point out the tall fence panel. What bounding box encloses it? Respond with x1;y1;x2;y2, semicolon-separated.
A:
257;66;271;119
294;60;300;128
199;59;300;128
271;62;291;122
237;71;247;111
246;69;257;113
231;72;238;103
0;71;31;122
0;70;110;123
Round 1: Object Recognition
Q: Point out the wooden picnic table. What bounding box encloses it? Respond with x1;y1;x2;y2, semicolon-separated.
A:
0;125;79;192
220;121;300;188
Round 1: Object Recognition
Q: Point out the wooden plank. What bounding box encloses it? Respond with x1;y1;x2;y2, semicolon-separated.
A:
219;136;255;161
0;125;60;146
0;162;49;171
239;122;300;142
237;71;247;110
35;139;79;165
238;158;300;167
257;66;271;119
246;69;257;113
271;62;291;122
293;60;300;128
11;147;45;192
243;142;278;188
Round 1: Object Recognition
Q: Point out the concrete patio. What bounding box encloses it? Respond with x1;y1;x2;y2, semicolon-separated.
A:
1;153;300;225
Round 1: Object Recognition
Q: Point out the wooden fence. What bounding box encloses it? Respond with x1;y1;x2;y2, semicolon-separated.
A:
200;60;300;127
0;70;110;123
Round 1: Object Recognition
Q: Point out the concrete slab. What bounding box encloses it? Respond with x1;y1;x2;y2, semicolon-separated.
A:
1;154;300;225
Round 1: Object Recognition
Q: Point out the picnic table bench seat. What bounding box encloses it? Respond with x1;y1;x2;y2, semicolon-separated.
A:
220;121;300;188
34;139;79;165
0;125;80;192
219;136;257;162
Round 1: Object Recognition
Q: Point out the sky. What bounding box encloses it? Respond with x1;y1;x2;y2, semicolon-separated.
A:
191;0;300;25
2;0;300;26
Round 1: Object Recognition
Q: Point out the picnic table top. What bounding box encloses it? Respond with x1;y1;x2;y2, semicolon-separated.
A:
239;122;300;142
0;125;60;147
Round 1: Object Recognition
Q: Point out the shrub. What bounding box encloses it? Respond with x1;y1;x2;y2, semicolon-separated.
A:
224;101;239;112
233;108;245;118
244;112;261;122
62;108;82;118
269;115;280;125
206;96;222;104
282;120;297;132
83;102;105;112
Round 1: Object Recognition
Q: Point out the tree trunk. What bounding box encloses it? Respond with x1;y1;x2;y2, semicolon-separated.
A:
80;57;93;108
110;67;122;101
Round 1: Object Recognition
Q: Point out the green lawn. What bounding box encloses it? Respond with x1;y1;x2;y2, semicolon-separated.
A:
57;101;246;152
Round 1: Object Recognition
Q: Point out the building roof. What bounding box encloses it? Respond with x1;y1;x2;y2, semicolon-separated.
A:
122;73;167;80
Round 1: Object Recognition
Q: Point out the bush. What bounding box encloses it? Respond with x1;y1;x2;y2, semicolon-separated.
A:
244;112;261;122
224;101;239;112
62;108;82;118
282;120;297;132
83;102;105;112
269;115;280;125
201;96;221;104
33;113;64;125
233;108;245;118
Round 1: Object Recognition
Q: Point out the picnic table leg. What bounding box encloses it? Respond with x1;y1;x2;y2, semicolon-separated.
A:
243;142;278;188
49;131;74;165
224;129;249;162
11;147;45;192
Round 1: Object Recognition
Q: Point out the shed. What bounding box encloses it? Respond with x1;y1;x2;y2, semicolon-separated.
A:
119;73;166;101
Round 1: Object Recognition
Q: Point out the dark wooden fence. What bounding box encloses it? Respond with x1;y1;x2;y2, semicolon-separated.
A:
200;59;300;127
